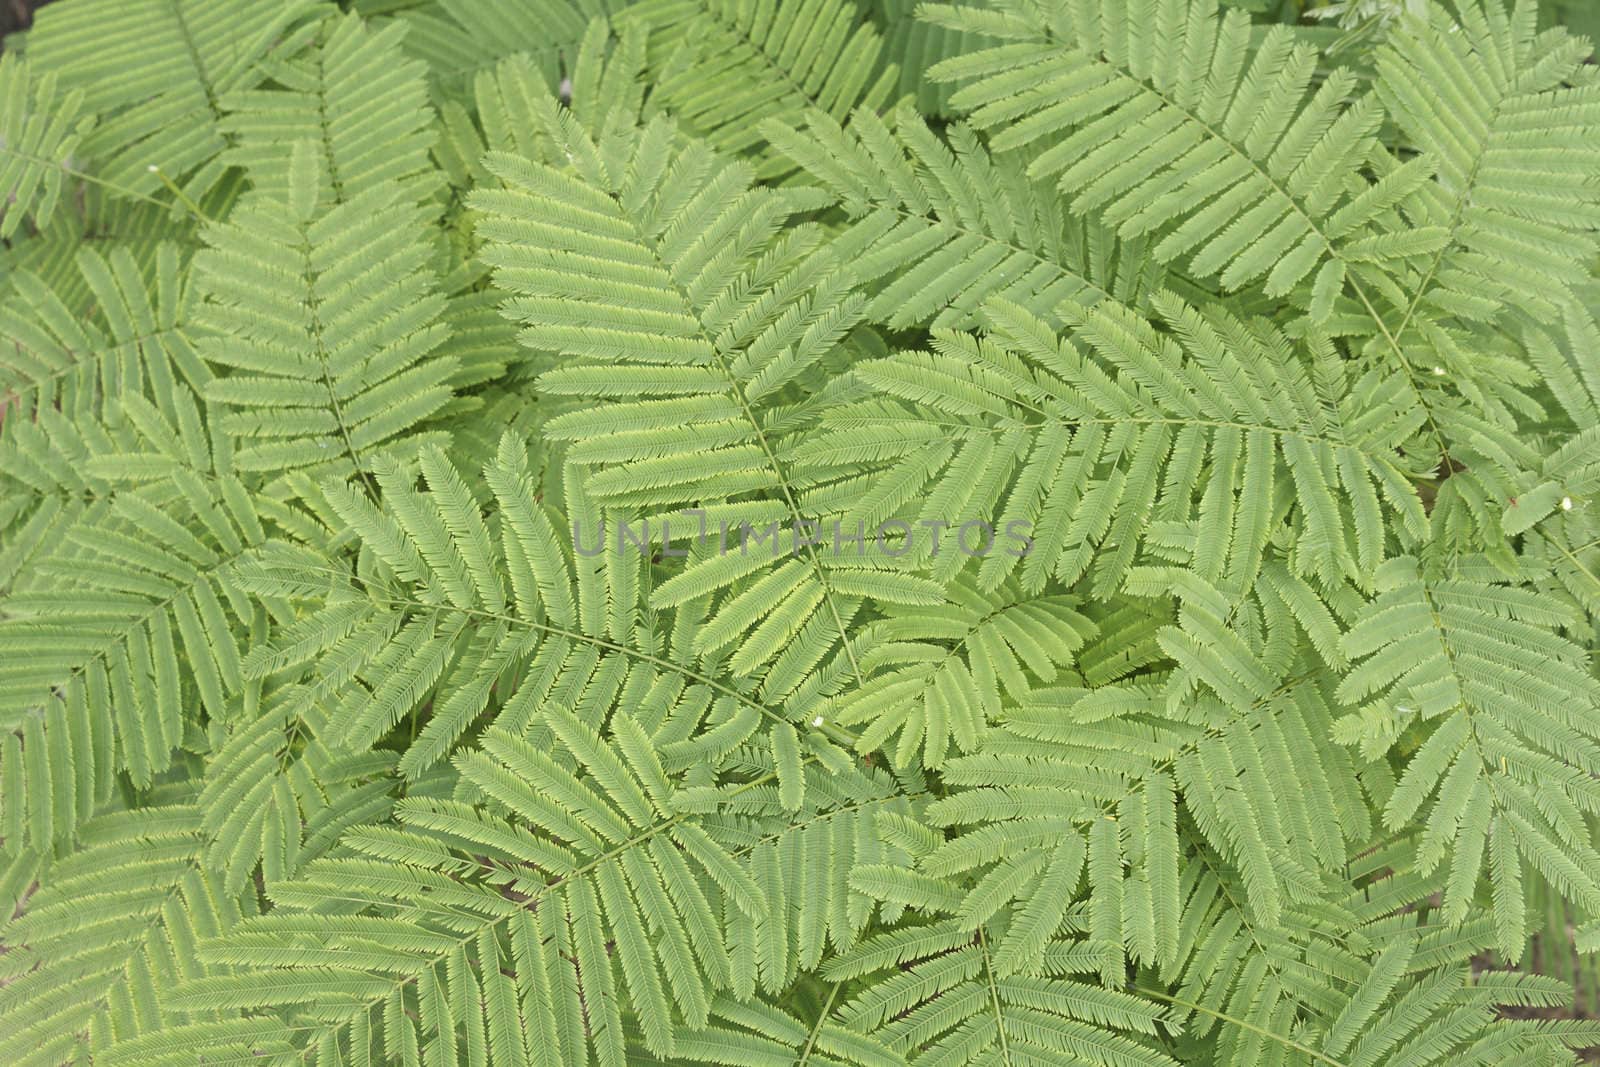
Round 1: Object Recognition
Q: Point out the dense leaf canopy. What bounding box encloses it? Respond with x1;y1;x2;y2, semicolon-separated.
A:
3;0;1600;1064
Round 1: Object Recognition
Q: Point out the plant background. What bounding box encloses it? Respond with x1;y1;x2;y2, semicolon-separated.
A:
7;0;1595;40
4;0;1600;1061
1;0;1596;998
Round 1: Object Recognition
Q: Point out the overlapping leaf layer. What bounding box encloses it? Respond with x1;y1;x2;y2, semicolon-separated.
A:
3;1;1600;1064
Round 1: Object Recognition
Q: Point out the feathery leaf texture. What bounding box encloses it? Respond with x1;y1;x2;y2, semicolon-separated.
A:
192;169;455;479
920;0;1389;297
2;0;1600;1065
765;103;1168;329
0;54;90;240
620;0;899;174
21;0;330;201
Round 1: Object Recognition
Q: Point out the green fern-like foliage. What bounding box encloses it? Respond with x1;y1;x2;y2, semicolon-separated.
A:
0;53;89;240
3;0;1600;1065
15;0;330;201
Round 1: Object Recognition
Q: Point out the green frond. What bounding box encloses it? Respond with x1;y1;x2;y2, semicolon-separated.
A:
869;0;994;116
766;103;1167;329
1336;555;1600;958
0;54;91;240
829;919;1181;1067
218;13;442;206
0;805;261;1067
22;0;330;202
129;692;918;1064
0;243;216;601
921;0;1386;297
1372;0;1600;324
0;465;264;796
196;686;400;893
0;243;202;440
798;296;1429;598
0;180;217;312
619;0;899;175
382;0;626;92
470;116;913;684
826;577;1095;766
674;994;905;1066
468;19;658;171
192;170;456;480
